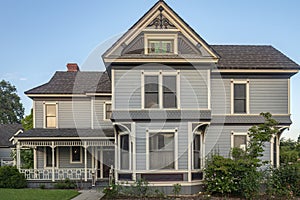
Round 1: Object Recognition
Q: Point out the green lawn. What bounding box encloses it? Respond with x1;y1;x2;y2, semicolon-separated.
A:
0;189;79;200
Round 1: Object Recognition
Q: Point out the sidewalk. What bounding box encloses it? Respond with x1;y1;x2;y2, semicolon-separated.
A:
72;189;105;200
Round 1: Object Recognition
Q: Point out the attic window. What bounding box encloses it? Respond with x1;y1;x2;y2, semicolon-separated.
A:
148;40;174;54
145;34;177;54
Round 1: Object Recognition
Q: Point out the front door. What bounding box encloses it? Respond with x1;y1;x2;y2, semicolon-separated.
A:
97;148;114;179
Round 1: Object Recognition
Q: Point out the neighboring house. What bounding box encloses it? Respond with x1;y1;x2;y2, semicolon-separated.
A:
13;1;299;193
0;124;22;166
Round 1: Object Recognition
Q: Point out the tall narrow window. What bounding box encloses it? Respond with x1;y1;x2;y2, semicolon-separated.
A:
71;146;82;163
148;40;174;54
193;134;201;169
149;132;174;169
105;103;112;120
45;104;56;128
234;84;246;113
120;134;129;170
163;76;177;108
145;76;159;108
46;147;57;167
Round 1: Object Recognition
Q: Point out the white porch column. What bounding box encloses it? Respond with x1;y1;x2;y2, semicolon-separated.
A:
187;122;192;182
84;141;88;182
33;147;37;170
51;142;55;182
16;142;21;170
114;129;118;182
132;122;136;181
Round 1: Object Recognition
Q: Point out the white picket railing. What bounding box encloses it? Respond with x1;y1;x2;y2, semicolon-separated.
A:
20;168;93;180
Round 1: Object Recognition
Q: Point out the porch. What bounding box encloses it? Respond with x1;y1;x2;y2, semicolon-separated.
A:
15;139;115;182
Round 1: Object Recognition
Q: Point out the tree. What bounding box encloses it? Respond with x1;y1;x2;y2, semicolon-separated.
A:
0;80;24;123
298;135;300;143
21;109;33;130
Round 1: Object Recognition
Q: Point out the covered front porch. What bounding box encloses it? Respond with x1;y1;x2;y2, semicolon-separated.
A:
12;129;116;183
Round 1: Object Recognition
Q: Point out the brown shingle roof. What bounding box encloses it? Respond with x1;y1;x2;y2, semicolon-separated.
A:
25;71;111;95
25;45;299;95
212;45;299;69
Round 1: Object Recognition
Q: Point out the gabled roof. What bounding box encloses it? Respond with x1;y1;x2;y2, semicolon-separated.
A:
25;45;299;95
25;71;111;95
0;124;22;147
213;45;300;70
102;0;219;63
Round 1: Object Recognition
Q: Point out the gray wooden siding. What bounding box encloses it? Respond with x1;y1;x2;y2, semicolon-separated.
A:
250;79;288;114
211;78;289;115
211;78;230;115
180;70;208;109
59;100;91;128
135;122;188;170
0;148;12;160
34;101;44;128
114;70;141;109
36;147;92;169
93;97;112;129
205;125;271;161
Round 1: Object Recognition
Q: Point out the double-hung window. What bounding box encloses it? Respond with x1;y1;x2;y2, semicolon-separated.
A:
144;72;178;109
45;103;57;128
231;132;248;151
104;102;112;120
231;80;249;114
145;76;159;108
149;132;174;169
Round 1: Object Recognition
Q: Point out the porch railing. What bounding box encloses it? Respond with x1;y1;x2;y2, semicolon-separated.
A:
20;168;93;181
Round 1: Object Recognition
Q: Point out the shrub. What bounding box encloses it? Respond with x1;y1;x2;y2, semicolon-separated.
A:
54;178;76;189
0;166;27;188
266;163;300;197
205;154;262;199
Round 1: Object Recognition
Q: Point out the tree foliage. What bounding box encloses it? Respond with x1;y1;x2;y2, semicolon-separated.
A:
21;109;33;131
280;138;300;164
205;112;279;199
0;80;24;124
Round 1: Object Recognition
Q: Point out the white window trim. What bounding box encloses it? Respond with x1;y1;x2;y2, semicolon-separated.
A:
230;80;250;115
146;129;178;171
70;146;83;164
141;70;180;109
144;34;178;55
44;146;59;169
43;101;58;128
230;131;249;151
103;101;112;121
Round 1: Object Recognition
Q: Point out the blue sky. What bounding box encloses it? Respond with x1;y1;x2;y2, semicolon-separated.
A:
0;0;299;140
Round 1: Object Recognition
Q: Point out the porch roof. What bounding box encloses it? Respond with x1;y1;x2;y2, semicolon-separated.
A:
14;128;114;139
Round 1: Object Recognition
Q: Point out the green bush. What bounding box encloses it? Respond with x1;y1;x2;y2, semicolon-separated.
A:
204;155;262;199
54;178;76;189
267;163;300;197
0;166;27;188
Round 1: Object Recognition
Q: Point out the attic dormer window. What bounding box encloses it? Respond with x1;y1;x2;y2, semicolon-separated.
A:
149;40;174;54
145;34;177;54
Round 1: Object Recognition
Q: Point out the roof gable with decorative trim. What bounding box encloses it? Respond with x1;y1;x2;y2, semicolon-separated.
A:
102;1;219;64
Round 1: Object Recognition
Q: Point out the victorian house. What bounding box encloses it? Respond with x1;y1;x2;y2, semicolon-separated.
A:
12;1;299;194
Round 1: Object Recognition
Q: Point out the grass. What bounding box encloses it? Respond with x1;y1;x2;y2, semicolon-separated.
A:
0;188;79;200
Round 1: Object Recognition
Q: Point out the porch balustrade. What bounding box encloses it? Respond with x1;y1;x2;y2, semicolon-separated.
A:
20;168;94;181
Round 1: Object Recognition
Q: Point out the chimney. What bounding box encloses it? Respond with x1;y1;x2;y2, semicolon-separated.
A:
66;63;80;72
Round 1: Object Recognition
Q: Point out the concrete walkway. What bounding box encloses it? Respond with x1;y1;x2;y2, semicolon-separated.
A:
72;189;105;200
